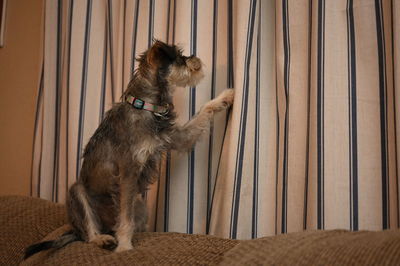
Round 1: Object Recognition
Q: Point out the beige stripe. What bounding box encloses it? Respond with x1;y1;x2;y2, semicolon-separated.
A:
256;0;277;238
67;0;90;184
152;0;169;42
112;0;125;100
190;0;214;234
285;0;311;233
354;0;383;230
40;0;59;200
383;0;399;229
323;0;350;230
122;0;137;89
56;0;73;203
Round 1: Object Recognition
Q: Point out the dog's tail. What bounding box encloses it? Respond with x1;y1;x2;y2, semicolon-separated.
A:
24;231;80;260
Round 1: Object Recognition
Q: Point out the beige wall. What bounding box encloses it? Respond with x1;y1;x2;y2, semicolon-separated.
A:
0;0;43;196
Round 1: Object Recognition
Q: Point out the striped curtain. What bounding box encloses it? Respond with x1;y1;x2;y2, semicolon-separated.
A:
32;0;400;239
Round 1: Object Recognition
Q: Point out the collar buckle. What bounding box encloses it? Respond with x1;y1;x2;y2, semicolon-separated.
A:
132;98;145;109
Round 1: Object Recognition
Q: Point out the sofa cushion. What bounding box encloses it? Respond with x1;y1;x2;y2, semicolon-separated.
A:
23;231;238;266
220;229;400;265
0;196;238;265
3;196;400;266
0;196;68;265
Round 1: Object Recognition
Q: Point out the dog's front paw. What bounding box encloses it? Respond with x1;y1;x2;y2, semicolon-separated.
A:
204;89;235;113
90;234;117;249
217;89;235;108
114;241;133;253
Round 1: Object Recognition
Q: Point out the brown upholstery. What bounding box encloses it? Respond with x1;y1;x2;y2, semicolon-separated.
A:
0;196;67;265
1;196;399;266
221;229;400;266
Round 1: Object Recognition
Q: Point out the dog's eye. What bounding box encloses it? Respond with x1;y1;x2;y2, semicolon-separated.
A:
176;56;186;66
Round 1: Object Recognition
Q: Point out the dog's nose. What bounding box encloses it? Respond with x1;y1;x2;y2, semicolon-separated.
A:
187;57;201;71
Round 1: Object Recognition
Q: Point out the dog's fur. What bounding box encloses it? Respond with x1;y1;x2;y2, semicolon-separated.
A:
24;40;234;258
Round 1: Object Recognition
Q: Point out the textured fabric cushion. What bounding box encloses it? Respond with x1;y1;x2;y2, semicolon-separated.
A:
22;232;237;266
2;196;400;266
221;229;400;265
0;196;237;266
0;196;68;266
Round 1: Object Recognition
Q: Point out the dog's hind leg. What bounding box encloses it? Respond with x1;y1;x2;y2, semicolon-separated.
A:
67;183;116;248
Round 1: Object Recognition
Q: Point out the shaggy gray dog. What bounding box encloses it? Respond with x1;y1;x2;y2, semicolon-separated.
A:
25;40;234;258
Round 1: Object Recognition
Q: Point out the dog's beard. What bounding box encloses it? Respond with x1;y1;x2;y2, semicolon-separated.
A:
167;64;205;87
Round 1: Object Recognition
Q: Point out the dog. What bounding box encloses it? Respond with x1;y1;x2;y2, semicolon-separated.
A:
24;40;234;258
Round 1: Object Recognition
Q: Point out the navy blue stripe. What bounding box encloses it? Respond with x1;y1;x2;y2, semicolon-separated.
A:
76;0;92;179
281;0;291;234
230;0;257;239
187;149;195;234
347;0;352;230
347;0;358;231
191;0;198;56
317;0;325;230
206;0;218;234
99;18;108;123
227;0;234;88
130;0;140;77
304;0;312;230
375;0;389;230
66;0;74;194
107;0;115;103
166;0;171;43
148;0;154;47
172;0;176;44
52;0;63;202
164;152;171;231
252;2;261;238
187;0;197;234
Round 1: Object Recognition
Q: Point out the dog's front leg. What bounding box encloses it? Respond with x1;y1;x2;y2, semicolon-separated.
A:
170;89;234;152
114;177;137;252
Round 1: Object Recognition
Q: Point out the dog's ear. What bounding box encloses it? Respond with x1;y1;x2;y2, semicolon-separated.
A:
147;40;178;68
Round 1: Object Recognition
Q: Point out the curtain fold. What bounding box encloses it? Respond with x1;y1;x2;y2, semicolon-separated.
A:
32;0;400;240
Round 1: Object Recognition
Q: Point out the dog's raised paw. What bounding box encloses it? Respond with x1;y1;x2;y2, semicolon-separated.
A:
203;89;235;113
217;89;235;107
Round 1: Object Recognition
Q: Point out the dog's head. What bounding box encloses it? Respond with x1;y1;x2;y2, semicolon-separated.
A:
140;40;204;88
